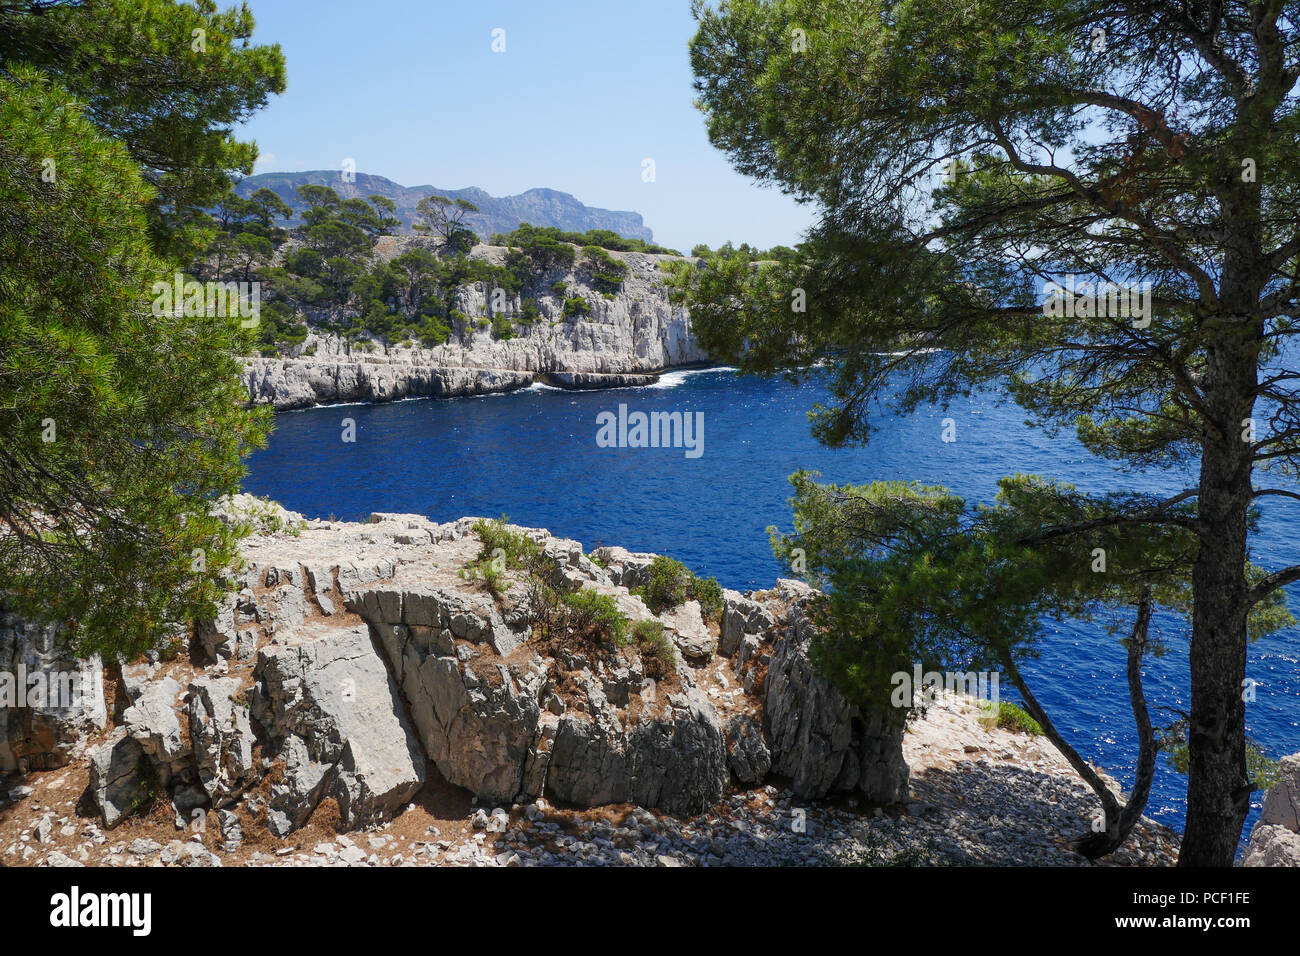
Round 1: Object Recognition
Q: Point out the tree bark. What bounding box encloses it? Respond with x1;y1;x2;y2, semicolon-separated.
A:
1117;593;1158;839
1179;305;1260;866
1078;591;1157;859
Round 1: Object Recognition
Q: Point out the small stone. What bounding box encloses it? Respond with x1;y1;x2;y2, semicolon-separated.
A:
339;845;367;865
127;838;163;857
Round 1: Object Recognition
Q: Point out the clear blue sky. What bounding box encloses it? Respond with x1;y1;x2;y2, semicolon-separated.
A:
237;0;816;252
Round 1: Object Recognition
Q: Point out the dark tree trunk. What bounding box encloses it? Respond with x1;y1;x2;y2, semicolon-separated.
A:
1117;593;1158;840
1179;320;1259;867
1077;591;1158;859
1002;591;1157;861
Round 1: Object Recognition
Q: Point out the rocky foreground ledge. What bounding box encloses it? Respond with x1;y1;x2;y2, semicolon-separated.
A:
2;499;1291;866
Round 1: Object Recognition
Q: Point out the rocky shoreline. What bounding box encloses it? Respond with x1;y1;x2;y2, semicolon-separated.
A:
1;497;1294;866
243;243;707;410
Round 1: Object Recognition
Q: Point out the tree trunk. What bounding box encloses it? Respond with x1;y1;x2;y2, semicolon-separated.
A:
1077;591;1157;859
1116;592;1158;840
999;651;1119;852
1001;590;1157;860
1179;327;1258;867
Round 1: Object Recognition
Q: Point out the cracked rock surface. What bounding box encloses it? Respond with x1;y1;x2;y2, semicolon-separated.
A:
0;497;1198;866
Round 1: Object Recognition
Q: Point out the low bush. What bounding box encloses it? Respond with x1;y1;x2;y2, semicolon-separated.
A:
229;495;305;537
996;701;1043;736
638;555;692;613
635;554;724;623
691;574;724;624
557;588;629;646
469;516;542;569
459;560;505;596
491;313;514;340
633;619;675;679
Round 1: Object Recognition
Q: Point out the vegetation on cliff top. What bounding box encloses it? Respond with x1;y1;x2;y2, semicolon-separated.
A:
195;188;688;356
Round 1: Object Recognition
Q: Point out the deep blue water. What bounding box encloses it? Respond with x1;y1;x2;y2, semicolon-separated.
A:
243;368;1300;845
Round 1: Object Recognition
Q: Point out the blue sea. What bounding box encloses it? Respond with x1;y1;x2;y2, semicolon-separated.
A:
242;367;1300;847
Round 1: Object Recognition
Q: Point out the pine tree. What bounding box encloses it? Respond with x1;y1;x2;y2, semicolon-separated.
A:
680;0;1300;865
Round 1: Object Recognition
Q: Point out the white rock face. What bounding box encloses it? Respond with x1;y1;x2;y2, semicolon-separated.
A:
242;244;709;409
122;677;189;783
0;612;107;773
659;601;717;662
764;595;910;803
39;506;908;840
188;675;258;808
251;623;427;835
86;729;147;829
1244;753;1300;866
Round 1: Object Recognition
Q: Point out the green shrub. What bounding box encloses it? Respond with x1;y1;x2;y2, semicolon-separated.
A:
470;516;542;569
491;313;514;340
635;555;723;622
996;701;1043;736
461;517;546;596
581;244;622;269
459;560;505;596
581;245;629;294
229;495;305;538
637;556;692;613
550;280;568;296
491;224;678;256
417;316;451;346
499;225;578;287
691;574;724;624
558;587;629;646
633;619;675;679
563;296;590;319
466;517;632;652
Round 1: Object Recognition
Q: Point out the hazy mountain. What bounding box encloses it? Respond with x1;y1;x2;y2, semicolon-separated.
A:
235;171;656;243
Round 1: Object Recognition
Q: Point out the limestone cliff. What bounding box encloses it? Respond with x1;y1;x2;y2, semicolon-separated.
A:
242;242;708;410
1;499;906;841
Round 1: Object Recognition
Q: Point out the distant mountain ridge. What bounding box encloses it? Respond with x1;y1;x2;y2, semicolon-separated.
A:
235;171;656;244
